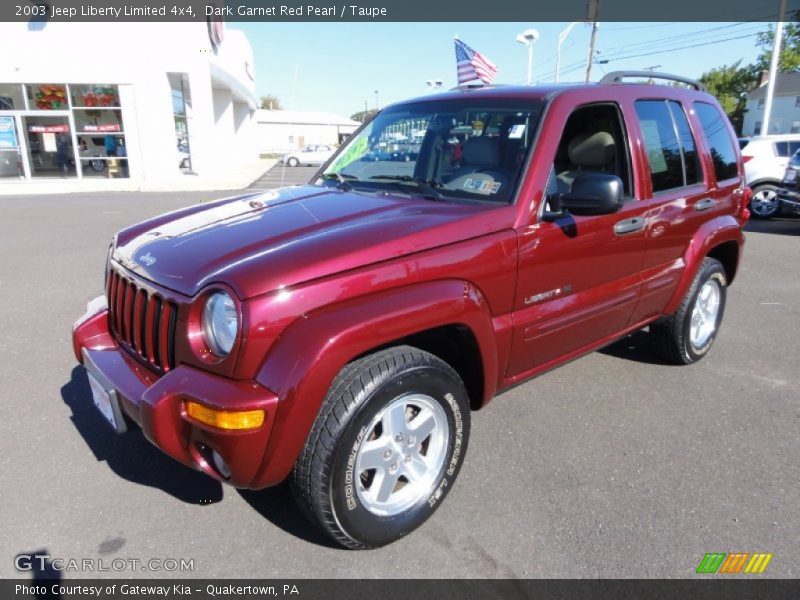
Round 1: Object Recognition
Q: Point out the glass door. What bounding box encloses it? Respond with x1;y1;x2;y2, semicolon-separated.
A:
23;115;76;178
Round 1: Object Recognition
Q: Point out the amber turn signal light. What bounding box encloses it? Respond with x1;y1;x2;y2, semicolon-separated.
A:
184;401;265;430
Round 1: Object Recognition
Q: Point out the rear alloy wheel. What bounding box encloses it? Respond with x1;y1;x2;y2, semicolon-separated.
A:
287;157;299;167
291;345;470;549
749;184;780;219
650;257;727;364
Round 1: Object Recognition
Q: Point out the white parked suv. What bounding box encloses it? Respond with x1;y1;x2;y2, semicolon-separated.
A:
741;134;800;219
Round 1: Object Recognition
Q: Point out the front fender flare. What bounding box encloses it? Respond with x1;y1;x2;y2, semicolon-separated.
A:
250;279;497;488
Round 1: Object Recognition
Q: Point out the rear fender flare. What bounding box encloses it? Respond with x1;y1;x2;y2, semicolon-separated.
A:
663;215;743;315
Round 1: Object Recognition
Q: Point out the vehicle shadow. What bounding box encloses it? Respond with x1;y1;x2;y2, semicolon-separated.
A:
61;366;223;505
598;330;667;366
238;485;339;549
744;216;800;236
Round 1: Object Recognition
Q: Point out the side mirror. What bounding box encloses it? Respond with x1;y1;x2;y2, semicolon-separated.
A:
561;172;624;216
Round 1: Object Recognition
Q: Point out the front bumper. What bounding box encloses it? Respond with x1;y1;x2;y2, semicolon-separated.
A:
777;186;800;213
73;302;279;488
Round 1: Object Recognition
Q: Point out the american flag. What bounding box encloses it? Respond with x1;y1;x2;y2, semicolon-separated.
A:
454;38;498;85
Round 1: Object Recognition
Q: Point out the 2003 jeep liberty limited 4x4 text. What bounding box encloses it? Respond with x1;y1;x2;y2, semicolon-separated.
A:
73;72;749;549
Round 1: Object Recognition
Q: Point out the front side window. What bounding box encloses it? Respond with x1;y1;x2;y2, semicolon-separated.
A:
694;102;738;182
635;99;699;192
322;99;544;204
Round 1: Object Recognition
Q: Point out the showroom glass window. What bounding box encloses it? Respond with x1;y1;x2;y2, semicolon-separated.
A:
70;84;128;178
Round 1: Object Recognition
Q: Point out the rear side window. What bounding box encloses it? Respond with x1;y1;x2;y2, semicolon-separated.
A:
694;102;738;181
634;100;700;192
775;142;789;157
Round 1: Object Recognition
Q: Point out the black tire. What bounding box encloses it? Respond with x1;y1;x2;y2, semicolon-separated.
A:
287;157;299;167
650;257;727;365
290;345;471;549
749;183;781;219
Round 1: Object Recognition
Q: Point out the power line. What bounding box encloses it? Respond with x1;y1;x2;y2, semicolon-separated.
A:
530;30;763;83
514;20;769;85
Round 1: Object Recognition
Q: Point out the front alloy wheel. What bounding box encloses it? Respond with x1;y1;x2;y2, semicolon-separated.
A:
291;346;470;549
355;393;449;517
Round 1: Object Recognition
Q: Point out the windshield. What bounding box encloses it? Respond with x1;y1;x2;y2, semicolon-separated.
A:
320;99;544;203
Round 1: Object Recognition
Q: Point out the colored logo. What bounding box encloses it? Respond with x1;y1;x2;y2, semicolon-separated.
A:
696;552;773;574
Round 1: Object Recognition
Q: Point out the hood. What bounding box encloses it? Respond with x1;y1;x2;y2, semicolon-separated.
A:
113;185;510;299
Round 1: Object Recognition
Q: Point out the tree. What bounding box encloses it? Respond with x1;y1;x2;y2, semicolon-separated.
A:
260;94;282;110
350;109;378;123
699;61;756;134
752;10;800;75
698;12;800;134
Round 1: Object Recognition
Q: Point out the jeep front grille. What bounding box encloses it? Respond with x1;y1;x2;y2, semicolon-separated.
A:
106;267;178;373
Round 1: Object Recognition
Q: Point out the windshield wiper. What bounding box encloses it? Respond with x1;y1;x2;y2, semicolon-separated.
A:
322;171;357;191
368;175;444;201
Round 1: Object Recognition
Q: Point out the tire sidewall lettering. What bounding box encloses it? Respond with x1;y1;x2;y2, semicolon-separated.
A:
343;426;367;511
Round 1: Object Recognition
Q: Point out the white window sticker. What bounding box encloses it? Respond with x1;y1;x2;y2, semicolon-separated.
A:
508;124;526;139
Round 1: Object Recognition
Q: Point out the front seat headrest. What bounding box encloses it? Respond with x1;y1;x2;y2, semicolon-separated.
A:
567;131;615;168
462;137;500;167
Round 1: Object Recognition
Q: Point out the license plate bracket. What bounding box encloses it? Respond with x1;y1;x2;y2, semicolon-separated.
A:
83;353;127;434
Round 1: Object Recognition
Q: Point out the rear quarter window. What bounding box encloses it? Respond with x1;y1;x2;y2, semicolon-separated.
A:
694;102;738;182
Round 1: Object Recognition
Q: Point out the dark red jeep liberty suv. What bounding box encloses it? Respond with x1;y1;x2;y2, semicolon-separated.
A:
73;72;749;549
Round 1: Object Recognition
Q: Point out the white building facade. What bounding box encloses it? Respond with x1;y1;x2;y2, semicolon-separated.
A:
0;21;259;191
742;72;800;136
256;110;361;154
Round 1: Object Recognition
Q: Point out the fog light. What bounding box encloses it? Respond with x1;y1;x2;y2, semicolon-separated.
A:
211;450;232;479
184;401;265;430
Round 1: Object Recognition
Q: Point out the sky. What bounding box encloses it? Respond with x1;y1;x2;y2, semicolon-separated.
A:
234;21;771;117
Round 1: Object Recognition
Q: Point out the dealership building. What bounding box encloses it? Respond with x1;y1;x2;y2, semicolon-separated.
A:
256;110;361;154
0;21;260;192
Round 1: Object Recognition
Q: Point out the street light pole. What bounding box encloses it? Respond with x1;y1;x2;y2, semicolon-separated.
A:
374;90;379;111
556;22;579;83
516;28;540;85
762;0;787;136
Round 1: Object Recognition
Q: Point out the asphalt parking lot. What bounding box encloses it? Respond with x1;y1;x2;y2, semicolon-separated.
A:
248;164;317;190
0;180;797;579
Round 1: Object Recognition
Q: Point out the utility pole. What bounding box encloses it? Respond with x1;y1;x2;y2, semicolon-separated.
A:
584;0;600;83
643;64;662;84
762;0;787;136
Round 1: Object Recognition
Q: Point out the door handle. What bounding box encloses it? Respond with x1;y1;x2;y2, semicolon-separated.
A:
613;217;645;235
694;198;718;212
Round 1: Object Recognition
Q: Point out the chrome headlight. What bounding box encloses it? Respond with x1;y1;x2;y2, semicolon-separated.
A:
202;291;238;357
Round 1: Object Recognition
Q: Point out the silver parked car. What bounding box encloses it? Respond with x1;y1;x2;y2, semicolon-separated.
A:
280;144;334;167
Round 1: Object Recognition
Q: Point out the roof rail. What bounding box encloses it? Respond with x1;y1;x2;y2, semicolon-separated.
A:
448;83;506;91
599;71;706;92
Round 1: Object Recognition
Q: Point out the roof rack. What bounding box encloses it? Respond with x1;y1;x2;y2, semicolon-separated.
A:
448;83;507;91
599;71;706;93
